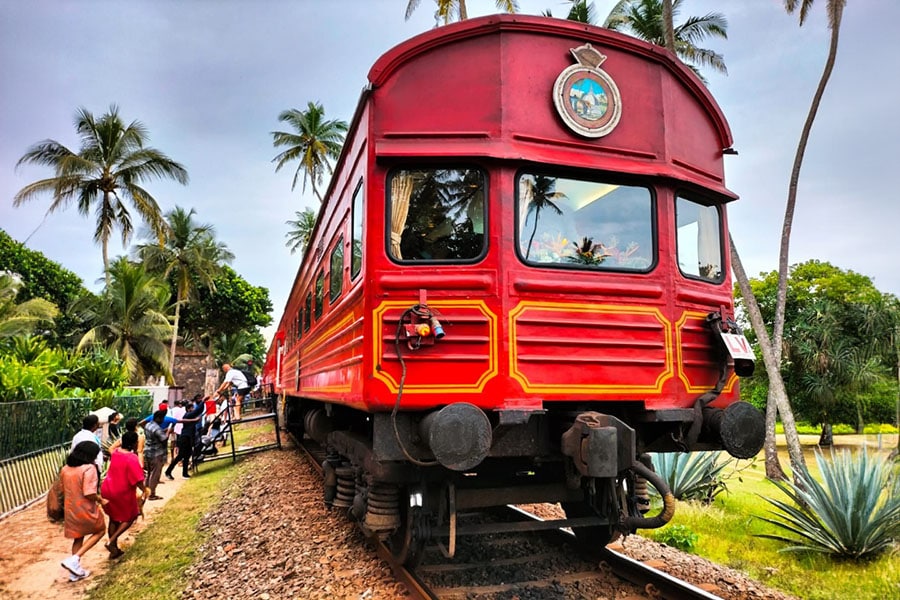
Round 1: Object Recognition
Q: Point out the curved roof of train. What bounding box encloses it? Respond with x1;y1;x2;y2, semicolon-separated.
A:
368;14;733;151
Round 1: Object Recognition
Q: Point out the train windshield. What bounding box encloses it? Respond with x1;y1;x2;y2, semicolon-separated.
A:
516;173;653;271
388;168;486;262
676;195;724;282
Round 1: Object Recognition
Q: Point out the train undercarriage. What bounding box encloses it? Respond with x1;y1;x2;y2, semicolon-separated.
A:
285;397;764;565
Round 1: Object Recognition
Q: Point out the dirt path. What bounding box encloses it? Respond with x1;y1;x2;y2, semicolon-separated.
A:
0;473;188;599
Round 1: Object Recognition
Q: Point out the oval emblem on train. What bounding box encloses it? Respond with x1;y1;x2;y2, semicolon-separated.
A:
553;43;622;138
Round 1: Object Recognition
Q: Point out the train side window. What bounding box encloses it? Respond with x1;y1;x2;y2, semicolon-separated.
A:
296;308;302;341
315;271;325;320
330;237;344;302
387;167;486;262
303;293;312;332
351;180;363;279
676;195;724;282
516;172;653;271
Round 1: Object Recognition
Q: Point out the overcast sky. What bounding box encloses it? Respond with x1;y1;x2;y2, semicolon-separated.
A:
2;0;897;339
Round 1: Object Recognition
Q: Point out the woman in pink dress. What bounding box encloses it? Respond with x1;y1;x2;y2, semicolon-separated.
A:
60;441;108;581
100;431;149;558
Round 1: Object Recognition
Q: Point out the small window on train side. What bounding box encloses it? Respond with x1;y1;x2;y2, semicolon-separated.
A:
516;173;654;271
315;271;325;320
387;168;486;262
351;181;363;279
330;237;344;302
303;293;312;332
296;309;302;341
676;195;724;282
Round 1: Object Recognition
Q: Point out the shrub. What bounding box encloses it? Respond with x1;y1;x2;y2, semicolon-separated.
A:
757;447;900;560
651;524;699;552
650;451;735;504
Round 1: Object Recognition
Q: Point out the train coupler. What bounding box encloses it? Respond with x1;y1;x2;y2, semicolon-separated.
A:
561;412;635;479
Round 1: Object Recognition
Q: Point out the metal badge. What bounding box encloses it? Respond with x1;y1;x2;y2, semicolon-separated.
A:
553;43;622;138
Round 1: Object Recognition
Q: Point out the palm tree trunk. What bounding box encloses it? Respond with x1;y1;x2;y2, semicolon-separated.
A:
730;235;806;481
895;347;899;457
102;237;111;287
772;3;844;374
459;0;468;20
169;298;181;381
764;391;787;479
661;0;676;52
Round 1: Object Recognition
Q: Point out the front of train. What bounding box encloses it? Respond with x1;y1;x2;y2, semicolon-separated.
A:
326;14;766;563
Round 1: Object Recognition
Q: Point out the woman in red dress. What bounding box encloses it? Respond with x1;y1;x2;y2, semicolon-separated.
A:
100;431;149;558
60;441;108;581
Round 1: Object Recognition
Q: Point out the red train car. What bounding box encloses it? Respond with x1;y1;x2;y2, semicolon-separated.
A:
265;15;763;563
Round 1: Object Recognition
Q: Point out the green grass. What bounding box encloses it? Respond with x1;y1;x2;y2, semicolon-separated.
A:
87;419;276;599
645;439;900;600
87;458;248;599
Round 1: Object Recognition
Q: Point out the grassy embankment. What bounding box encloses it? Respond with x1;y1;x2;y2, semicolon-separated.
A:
87;420;274;600
647;433;900;600
88;424;900;600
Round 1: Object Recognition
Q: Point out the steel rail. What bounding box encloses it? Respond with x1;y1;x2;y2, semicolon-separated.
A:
296;432;721;599
509;505;724;600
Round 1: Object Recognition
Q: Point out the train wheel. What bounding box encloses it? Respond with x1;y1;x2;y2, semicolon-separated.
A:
388;489;429;567
561;500;615;557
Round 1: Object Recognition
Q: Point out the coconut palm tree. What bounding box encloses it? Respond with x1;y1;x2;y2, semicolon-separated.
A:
285;207;319;255
0;273;59;338
14;105;189;285
771;0;847;434
135;207;233;377
405;0;518;24
78;257;173;384
543;1;598;23
603;0;728;82
271;102;348;203
522;175;566;260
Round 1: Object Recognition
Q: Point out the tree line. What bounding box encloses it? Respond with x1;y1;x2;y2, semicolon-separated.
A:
3;105;271;398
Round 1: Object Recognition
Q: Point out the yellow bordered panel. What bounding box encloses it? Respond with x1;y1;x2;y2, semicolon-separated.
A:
675;311;738;393
510;301;673;394
372;300;498;393
299;314;358;394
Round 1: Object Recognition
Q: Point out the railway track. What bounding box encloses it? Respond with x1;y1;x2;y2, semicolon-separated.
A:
296;435;723;600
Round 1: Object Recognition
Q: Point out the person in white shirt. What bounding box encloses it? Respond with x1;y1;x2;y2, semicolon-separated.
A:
168;399;187;462
214;363;250;420
71;414;104;472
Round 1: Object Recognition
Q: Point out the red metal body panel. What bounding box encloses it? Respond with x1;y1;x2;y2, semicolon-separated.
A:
266;16;742;417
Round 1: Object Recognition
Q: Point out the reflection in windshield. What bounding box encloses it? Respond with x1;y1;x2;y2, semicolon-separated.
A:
517;173;653;271
389;168;485;262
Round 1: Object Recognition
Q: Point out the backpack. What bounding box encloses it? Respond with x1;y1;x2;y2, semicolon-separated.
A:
241;369;258;388
46;472;64;522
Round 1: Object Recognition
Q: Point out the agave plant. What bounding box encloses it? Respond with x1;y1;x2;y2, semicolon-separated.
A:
650;451;734;503
758;447;900;560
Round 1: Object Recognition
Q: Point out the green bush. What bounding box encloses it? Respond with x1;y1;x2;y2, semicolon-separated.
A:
757;447;900;560
0;358;59;402
0;338;128;402
651;524;699;552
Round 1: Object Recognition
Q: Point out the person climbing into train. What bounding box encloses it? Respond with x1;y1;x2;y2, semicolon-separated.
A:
164;395;204;480
214;363;250;420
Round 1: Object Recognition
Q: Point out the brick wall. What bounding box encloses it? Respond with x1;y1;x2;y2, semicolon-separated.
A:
173;348;211;397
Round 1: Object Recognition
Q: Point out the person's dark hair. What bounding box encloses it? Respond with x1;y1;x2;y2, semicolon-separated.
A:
121;431;139;451
67;440;100;467
192;393;202;402
109;411;120;423
152;409;168;423
81;414;99;431
125;417;139;432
